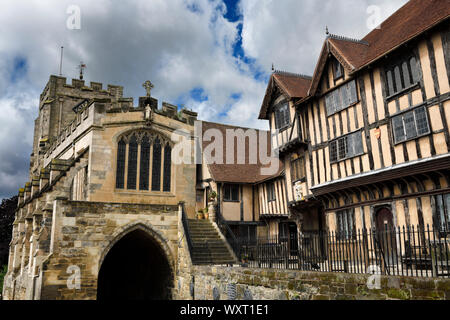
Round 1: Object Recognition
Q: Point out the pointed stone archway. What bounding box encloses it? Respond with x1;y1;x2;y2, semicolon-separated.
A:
97;223;174;300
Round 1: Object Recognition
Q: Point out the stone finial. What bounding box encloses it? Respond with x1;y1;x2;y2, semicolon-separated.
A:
143;80;154;97
326;26;329;36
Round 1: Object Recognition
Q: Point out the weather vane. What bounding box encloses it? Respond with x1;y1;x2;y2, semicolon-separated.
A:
79;61;86;80
143;80;154;97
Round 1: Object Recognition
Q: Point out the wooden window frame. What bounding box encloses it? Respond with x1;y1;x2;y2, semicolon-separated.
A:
333;58;344;81
384;54;421;100
329;130;364;164
434;193;450;235
223;184;240;202
324;79;358;116
391;105;431;145
267;182;276;202
291;156;306;183
274;102;290;131
336;209;356;240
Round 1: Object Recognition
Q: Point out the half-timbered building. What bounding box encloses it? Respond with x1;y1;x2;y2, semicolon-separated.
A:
258;0;450;245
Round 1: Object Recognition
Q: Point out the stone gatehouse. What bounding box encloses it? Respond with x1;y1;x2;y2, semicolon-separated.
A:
1;76;210;300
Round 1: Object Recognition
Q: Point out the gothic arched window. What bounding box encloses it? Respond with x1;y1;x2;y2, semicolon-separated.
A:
127;135;138;190
163;144;172;192
116;138;126;189
115;131;172;193
151;137;162;191
139;135;150;190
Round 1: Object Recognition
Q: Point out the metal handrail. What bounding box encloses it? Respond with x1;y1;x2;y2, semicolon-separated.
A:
215;205;240;258
180;202;194;254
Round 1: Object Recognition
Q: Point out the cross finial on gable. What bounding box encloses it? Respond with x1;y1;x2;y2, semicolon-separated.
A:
143;80;154;97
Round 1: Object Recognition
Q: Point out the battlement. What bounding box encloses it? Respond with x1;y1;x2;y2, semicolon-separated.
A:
43;99;97;162
40;75;124;103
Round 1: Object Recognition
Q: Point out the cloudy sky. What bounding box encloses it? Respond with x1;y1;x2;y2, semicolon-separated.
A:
0;0;408;200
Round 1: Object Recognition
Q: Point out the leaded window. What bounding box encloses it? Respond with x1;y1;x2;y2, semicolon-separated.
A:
325;80;358;115
385;56;420;96
274;103;290;129
333;58;344;79
152;137;162;191
392;106;430;144
329;131;363;163
116;139;126;189
139;135;150;190
127;135;138;190
115;132;172;193
224;184;239;201
291;156;305;182
163;145;172;192
336;209;356;240
267;182;276;202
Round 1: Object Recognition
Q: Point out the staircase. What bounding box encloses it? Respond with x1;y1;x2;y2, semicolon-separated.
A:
186;219;237;265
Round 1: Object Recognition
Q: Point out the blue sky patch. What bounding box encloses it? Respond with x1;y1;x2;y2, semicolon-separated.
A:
223;0;242;22
190;87;208;102
10;56;27;83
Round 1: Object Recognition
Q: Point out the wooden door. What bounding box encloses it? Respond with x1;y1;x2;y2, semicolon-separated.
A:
375;208;397;266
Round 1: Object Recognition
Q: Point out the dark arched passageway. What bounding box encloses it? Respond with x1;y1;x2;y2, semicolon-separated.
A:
97;229;172;300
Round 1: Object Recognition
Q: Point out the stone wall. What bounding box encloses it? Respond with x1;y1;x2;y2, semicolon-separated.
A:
180;266;450;300
5;199;179;300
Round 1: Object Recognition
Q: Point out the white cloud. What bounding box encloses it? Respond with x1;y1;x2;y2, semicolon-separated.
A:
240;0;408;75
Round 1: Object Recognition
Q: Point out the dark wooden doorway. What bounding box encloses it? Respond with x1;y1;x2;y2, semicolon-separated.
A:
375;207;397;266
279;222;298;256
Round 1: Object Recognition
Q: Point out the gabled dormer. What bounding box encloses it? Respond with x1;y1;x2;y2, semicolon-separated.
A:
259;70;311;154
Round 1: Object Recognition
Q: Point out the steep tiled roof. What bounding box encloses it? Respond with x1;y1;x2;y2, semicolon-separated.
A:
259;71;312;119
201;121;283;183
360;0;449;68
308;0;450;96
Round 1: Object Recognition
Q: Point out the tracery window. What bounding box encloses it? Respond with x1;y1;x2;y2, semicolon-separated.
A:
139;135;150;190
127;135;138;190
115;131;172;192
116;139;126;189
152;137;162;191
163;145;172;192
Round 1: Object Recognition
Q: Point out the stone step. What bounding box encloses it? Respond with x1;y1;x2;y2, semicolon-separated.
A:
185;218;236;266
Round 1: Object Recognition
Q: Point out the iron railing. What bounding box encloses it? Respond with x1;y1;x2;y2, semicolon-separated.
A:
236;224;449;278
214;202;240;258
180;202;194;254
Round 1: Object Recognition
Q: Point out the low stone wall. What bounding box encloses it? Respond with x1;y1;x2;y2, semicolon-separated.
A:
187;266;450;300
